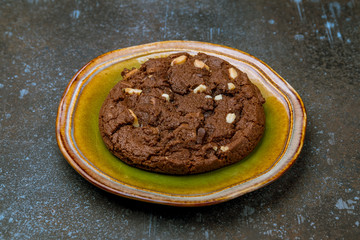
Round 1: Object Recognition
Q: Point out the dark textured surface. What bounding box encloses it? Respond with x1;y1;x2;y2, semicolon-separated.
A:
1;0;359;239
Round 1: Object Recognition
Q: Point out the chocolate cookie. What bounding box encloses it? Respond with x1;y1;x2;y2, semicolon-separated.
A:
99;52;265;175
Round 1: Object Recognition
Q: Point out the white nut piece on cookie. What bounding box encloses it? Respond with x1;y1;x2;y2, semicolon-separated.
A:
228;83;236;90
229;67;238;79
194;59;210;71
205;95;213;99
161;93;170;102
213;146;218;151
171;55;187;66
226;113;236;124
124;88;142;95
220;146;229;152
128;109;139;127
214;94;223;101
193;84;207;93
123;68;139;79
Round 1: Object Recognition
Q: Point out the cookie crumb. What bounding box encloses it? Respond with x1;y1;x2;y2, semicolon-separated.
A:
228;83;236;90
226;113;236;124
124;88;142;95
171;55;187;66
194;59;210;71
193;84;207;93
214;94;223;101
220;146;229;152
128;109;139;127
161;93;170;101
229;67;238;79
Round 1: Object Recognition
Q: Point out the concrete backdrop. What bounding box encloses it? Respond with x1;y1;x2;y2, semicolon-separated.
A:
1;0;359;239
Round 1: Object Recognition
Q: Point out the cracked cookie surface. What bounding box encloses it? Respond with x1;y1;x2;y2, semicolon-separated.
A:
99;52;265;174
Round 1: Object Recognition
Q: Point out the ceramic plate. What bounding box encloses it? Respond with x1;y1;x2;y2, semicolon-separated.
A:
56;41;306;206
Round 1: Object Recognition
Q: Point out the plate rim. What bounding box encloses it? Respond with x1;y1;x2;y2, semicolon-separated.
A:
56;40;307;206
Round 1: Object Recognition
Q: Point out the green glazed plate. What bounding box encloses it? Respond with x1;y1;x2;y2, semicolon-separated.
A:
56;41;306;206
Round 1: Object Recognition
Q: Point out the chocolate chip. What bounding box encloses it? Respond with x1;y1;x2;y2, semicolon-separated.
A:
196;127;206;144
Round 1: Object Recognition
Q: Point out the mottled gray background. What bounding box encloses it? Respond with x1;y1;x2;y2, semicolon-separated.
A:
1;0;359;239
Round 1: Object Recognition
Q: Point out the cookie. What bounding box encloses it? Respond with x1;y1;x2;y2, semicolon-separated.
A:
99;52;265;175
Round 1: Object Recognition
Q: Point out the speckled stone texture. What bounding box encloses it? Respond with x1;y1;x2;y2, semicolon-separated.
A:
1;0;359;239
